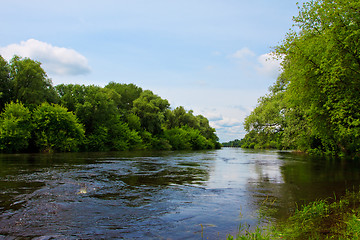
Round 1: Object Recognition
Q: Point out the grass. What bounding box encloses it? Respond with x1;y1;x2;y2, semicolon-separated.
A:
227;190;360;240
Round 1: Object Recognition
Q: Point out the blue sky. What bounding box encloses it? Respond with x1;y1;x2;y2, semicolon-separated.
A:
0;0;304;142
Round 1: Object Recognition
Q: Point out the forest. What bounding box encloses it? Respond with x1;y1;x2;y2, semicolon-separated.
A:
0;55;220;153
237;0;360;158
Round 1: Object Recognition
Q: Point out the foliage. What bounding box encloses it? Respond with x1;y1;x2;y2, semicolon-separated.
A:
164;107;220;149
164;106;200;129
132;90;170;135
277;190;360;239
241;75;287;150
227;190;360;240
164;126;215;150
55;84;88;113
32;103;85;152
0;55;220;153
9;56;58;106
56;84;144;152
242;0;360;157
0;102;32;153
0;56;11;111
105;82;143;111
164;127;192;150
222;139;242;147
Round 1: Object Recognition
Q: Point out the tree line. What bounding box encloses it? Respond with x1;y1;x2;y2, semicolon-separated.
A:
0;55;220;153
238;0;360;158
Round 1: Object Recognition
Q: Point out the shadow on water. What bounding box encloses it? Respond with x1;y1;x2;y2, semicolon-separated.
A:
244;150;360;223
1;149;360;239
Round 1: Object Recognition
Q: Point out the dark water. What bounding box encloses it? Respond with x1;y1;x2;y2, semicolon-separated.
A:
1;148;360;239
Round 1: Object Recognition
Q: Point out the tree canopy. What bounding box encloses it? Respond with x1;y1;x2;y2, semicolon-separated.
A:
0;56;220;153
240;0;360;158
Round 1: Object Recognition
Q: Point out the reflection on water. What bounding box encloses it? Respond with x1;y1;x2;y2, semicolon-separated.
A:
0;149;360;239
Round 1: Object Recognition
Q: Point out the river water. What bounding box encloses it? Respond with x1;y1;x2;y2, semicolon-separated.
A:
1;148;360;239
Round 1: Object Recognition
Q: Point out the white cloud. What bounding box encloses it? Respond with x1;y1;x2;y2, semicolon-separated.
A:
256;53;282;78
211;117;242;128
203;111;223;122
229;48;282;80
231;47;255;59
0;39;91;76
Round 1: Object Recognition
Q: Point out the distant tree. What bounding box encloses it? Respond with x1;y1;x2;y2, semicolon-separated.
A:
222;139;242;147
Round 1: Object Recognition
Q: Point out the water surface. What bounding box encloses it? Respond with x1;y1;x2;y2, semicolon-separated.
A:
1;148;360;239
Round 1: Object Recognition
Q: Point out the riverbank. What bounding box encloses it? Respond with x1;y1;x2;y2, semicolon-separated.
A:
228;190;360;239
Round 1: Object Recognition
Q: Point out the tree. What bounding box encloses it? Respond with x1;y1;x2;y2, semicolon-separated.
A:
0;56;11;111
164;126;213;150
243;75;287;149
274;0;360;156
196;114;219;146
55;84;88;113
73;85;120;134
32;103;85;152
132;90;170;135
0;102;32;153
164;106;200;129
163;106;220;149
105;82;143;111
164;127;192;150
9;56;58;106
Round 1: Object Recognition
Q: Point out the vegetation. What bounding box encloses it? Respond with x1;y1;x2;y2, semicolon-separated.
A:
0;55;220;153
227;190;360;239
240;0;360;158
222;139;242;147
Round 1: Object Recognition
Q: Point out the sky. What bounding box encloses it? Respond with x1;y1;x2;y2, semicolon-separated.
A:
0;0;305;142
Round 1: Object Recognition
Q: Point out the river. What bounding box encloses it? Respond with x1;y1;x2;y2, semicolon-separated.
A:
1;148;360;239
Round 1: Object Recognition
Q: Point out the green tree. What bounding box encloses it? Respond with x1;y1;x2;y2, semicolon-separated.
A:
32;103;85;152
164;126;215;150
73;85;120;134
164;106;200;129
275;0;360;156
60;84;143;151
132;90;170;135
105;82;143;111
164;107;220;149
243;76;287;149
0;56;12;111
0;102;32;153
55;84;87;113
164;127;192;150
196;114;219;147
9;56;58;106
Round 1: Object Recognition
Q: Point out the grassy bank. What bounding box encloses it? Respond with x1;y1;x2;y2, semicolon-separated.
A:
228;190;360;239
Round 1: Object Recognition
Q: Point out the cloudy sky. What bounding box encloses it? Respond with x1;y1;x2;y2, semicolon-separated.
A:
1;0;304;142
